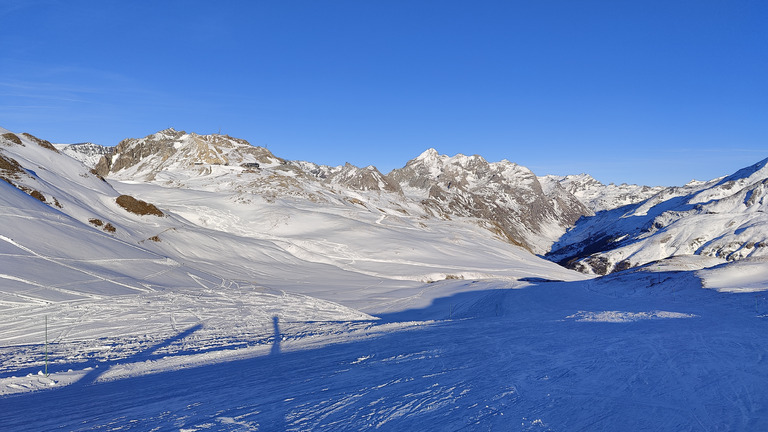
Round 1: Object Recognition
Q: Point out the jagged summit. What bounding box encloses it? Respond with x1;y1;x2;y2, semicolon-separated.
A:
539;173;666;213
415;148;440;161
56;142;115;167
390;149;590;253
93;129;283;181
326;163;402;193
408;149;493;172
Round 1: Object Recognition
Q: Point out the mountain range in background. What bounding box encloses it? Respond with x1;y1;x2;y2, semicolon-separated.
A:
2;124;768;283
43;127;767;275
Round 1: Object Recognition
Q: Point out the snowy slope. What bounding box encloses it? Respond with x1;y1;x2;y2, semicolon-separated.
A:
96;130;592;254
2;264;768;431
698;256;768;293
548;158;768;274
109;180;585;313
1;127;585;310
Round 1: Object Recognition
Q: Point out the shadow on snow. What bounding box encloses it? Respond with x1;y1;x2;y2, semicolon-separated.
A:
2;274;768;431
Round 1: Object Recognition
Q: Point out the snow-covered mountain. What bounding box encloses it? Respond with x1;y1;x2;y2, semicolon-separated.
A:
547;158;768;274
0;126;585;309
92;129;592;254
52;128;768;275
388;149;590;253
94;128;284;179
12;126;768;278
538;173;666;213
54;142;114;168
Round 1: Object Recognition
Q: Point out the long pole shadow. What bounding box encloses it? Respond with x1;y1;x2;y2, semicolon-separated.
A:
73;323;204;387
271;315;281;356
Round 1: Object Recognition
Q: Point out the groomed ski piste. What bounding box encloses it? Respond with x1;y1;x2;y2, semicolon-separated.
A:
3;257;768;431
1;129;768;430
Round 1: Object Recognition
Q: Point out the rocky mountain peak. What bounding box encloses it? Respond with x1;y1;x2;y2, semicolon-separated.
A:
540;173;667;213
56;142;115;167
326;163;402;193
154;127;183;138
389;149;591;253
415;148;440;161
94;129;283;180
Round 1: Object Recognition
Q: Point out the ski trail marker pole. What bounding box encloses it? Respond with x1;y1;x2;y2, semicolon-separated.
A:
45;315;49;377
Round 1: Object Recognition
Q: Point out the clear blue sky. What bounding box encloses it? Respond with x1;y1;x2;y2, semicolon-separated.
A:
1;0;765;186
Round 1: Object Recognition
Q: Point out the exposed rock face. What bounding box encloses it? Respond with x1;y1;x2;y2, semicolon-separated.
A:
1;132;23;146
327;163;402;194
116;194;164;217
290;161;402;194
547;158;768;274
95;128;284;180
387;149;591;253
0;151;24;180
21;133;58;152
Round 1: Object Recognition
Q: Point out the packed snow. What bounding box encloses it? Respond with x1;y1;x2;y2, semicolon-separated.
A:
1;128;768;430
3;272;768;431
698;257;768;293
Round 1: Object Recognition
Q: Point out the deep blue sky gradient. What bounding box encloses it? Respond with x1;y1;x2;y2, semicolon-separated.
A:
1;0;766;185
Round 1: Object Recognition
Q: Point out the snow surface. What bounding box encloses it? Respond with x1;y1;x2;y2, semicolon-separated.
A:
2;128;768;430
698;257;768;293
3;272;768;431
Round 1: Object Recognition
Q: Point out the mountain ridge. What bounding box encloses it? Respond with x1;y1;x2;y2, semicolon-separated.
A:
547;157;768;274
25;127;768;274
86;130;593;253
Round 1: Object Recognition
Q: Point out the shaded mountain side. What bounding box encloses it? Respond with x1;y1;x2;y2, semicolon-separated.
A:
547;158;768;274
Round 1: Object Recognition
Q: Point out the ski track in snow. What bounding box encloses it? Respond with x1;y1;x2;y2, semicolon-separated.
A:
2;272;768;431
0;234;155;298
